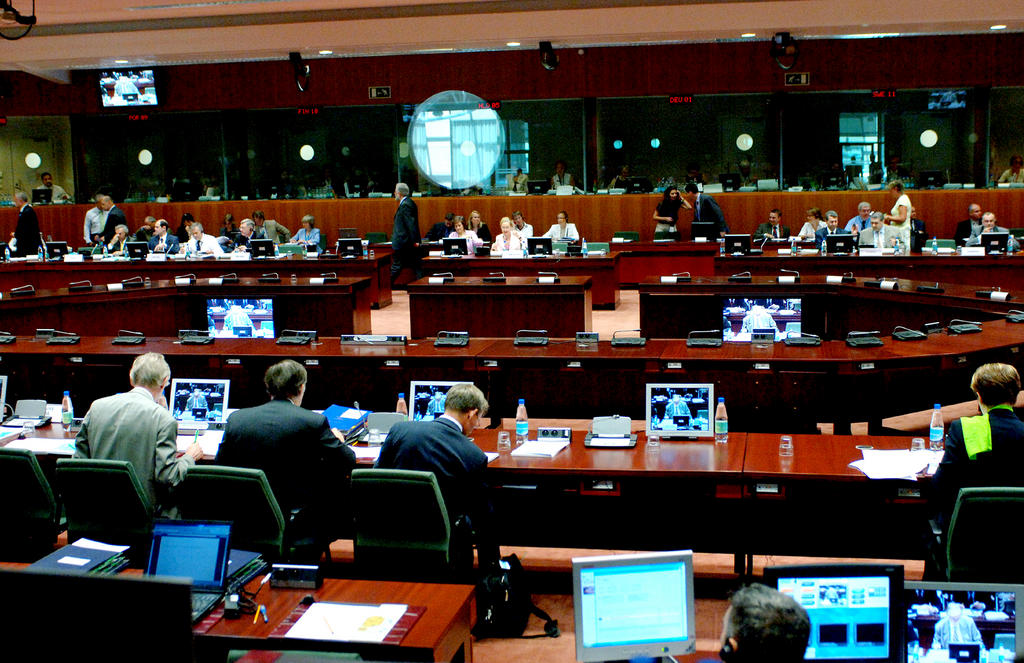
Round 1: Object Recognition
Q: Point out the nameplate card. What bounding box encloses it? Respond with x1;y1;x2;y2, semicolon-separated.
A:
694;237;708;243
826;275;844;284
776;248;792;255
145;253;167;262
174;277;192;286
991;291;1011;301
309;277;325;285
537;276;557;284
503;252;524;259
880;281;898;291
428;277;448;284
428;251;444;257
106;283;123;292
611;237;626;243
777;275;798;284
962;246;986;257
208;278;223;285
230;252;251;261
859;248;883;257
660;276;680;284
63;253;84;263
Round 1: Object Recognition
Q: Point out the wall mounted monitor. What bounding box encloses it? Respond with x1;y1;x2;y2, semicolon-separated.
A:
928;89;967;110
99;69;159;107
721;296;802;342
169;378;230;427
206;298;274;338
764;563;904;663
527;237;553;256
573;550;697;662
904;581;1021;663
645;383;713;440
409;380;464;421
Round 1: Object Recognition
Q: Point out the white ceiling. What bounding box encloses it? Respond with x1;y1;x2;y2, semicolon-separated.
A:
0;0;1020;81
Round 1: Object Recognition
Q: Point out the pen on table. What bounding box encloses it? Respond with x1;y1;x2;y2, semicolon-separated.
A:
254;572;272;596
322;615;334;634
260;605;268;623
253;605;261;624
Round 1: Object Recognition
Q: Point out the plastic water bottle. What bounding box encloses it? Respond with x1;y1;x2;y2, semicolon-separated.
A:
274;243;280;257
61;390;74;432
515;399;529;445
821;237;827;255
931;236;938;254
714;397;728;444
581;238;588;256
363;243;368;258
3;245;9;261
790;236;797;255
719;240;724;256
930;404;944;451
37;245;44;261
396;392;408;416
102;241;109;256
894;239;902;256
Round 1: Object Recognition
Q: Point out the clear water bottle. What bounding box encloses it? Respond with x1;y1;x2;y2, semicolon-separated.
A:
894;239;902;255
396;392;408;416
714;397;728;444
37;245;43;261
931;236;938;254
821;237;827;255
790;236;797;254
363;243;368;258
515;399;529;445
61;390;74;432
103;241;109;256
929;404;944;451
719;240;725;256
581;238;588;256
4;245;9;261
274;243;280;257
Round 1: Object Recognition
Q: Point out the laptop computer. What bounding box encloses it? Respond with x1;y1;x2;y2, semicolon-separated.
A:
145;519;232;624
169;378;230;431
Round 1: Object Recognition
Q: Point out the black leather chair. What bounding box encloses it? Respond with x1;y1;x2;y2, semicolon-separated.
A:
0;447;62;559
941;486;1024;582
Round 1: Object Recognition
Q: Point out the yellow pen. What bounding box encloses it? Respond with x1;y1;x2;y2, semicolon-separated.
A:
253;606;261;624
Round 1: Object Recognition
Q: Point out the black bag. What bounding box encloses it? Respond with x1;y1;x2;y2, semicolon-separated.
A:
473;553;559;640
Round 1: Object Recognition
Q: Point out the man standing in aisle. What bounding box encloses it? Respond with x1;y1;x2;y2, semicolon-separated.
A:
390;182;421;285
83;194;107;245
100;195;128;244
12;191;41;257
681;182;728;237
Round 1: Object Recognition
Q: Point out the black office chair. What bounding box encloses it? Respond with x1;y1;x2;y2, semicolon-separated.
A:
941;487;1024;582
55;459;154;564
612;231;640;242
350;468;471;583
0;447;63;559
365;231;388;244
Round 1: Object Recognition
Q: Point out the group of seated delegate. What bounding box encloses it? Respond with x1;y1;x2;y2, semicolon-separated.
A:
422;208;581;248
71;352;498;569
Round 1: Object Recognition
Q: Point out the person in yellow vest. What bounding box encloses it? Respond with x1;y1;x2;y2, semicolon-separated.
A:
932;363;1024;527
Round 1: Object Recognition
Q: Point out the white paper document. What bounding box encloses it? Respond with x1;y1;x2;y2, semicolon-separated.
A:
849;449;942;480
5;437;75;455
351;446;381;461
485;452;499;463
176;430;223;456
510;440;569;458
286;602;408;643
70;538;130;553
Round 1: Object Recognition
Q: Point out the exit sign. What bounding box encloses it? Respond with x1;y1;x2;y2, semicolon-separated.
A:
784;72;810;86
369;86;391;99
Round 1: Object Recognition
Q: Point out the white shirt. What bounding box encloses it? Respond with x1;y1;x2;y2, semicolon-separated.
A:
493;232;525;253
514;222;534;238
186;234;224;255
542;223;579;241
84;207;107;243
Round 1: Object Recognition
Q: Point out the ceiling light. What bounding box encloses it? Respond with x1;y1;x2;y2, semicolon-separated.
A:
991;24;1007;30
741;33;756;38
507;41;520;47
318;50;333;55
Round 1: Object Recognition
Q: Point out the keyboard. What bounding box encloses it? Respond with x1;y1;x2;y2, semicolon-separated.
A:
191;591;222;623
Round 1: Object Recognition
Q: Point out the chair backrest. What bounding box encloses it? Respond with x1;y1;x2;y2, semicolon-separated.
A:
56;458;153;555
350;469;454;579
177;465;286;559
653;231;676;240
552;241;569;253
946;486;1024;582
277;244;305;256
936;238;956;249
613;231;640;241
587;242;610;253
365;232;388;244
0;447;60;556
1009;228;1024;240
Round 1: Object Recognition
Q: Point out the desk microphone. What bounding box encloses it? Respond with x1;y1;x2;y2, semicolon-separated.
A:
778;269;800;283
10;284;35;297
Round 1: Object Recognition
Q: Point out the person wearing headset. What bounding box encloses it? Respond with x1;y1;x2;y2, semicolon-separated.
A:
719;584;810;663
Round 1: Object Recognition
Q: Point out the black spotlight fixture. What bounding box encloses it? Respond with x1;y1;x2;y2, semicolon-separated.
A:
770;32;799;70
289;51;310;92
539;41;559;71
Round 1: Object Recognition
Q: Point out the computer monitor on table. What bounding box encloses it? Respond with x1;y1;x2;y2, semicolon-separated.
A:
904;581;1022;663
31;188;52;205
763;563;904;663
45;241;70;259
692;222;718;242
207;298;274;338
719;173;742;192
527;180;549;195
919;171;945;189
249;239;274;258
724;234;753;255
336;238;362;257
624;177;653;194
825;234;857;254
527;237;553;256
125;241;148;259
409;380;463;421
443;237;470;256
645;383;713;440
573;550;697;662
169;378;229;429
721;297;801;342
980;232;1010;254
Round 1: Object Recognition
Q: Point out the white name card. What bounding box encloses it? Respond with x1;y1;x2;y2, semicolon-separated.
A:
309;277;325;285
777;248;792;255
694;237;708;243
938;247;954;254
860;248;883;257
174;277;192;286
962;246;986;257
660;276;679;284
991;291;1010;301
826;275;845;284
428;251;444;257
208;278;223;286
778;275;797;284
145;253;167;262
230;252;251;261
538;276;557;284
428;277;447;284
611;237;626;243
63;253;84;263
106;283;123;292
880;281;898;291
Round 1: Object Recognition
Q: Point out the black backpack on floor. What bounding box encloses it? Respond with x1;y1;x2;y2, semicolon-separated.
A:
473;553;560;640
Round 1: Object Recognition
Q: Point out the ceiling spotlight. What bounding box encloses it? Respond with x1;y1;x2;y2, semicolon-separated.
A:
539;41;559;71
506;41;521;47
770;32;799;70
990;24;1007;30
289;51;310;93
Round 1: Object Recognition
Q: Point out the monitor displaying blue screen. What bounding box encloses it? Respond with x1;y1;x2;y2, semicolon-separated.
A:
206;298;274;338
722;297;802;342
573;550;696;662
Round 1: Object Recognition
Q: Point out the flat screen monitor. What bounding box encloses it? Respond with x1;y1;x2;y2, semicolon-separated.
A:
443;237;470;256
722;297;801;342
645;383;713;439
206;298;274;338
825;234;857;255
624;177;653;194
527;237;553;256
527;180;549;195
336;238;362;257
31;188;52;204
125;241;148;259
719;173;741;192
919;171;945;189
928;89;967;110
169;378;230;425
0;568;193;662
99;69;158;107
45;241;69;259
249;238;274;258
764;563;904;663
409;380;464;421
573;550;697;662
822;172;845;189
724;233;752;255
692;221;718;242
981;232;1010;254
904;581;1022;663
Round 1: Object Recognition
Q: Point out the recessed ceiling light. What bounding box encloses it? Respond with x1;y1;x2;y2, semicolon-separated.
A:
318;50;333;55
114;59;129;64
506;41;521;47
741;33;756;38
991;24;1007;30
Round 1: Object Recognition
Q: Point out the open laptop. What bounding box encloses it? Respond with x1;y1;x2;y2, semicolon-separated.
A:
146;519;232;624
169;378;229;431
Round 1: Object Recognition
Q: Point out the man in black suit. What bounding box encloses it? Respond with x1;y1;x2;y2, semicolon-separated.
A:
390;182;421;284
376;382;498;570
682;182;729;238
12;191;41;257
954;203;983;247
100;195;128;244
148;219;180;254
424;212;454;242
754;209;790;240
215;360;356;543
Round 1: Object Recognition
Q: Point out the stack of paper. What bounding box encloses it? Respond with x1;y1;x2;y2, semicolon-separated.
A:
849;449;943;480
286;602;408;643
510;440;569;458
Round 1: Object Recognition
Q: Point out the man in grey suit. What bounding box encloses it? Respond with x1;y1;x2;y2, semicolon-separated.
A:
74;353;203;516
932;603;983;648
252;209;291;244
376;382;498;570
858;212;898;248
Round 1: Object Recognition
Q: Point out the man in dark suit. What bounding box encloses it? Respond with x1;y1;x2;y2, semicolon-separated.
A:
148;219;180;254
754;209;790;240
682;182;729;237
814;210;851;243
390;182;421;284
100;195;128;244
215;360;356;543
12;191;41;257
376;382;498;570
424;212;454;242
954;203;983;247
